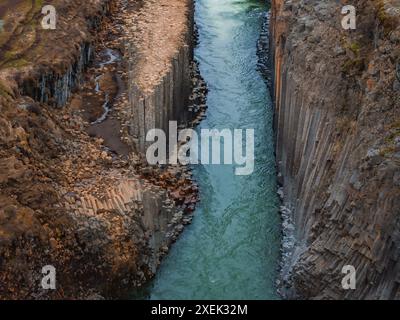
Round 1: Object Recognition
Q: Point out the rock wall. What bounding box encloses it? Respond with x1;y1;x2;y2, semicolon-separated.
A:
271;0;400;299
21;42;93;107
122;0;195;154
129;43;193;154
1;0;112;107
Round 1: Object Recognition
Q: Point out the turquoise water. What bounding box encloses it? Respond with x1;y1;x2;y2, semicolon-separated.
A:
148;0;280;300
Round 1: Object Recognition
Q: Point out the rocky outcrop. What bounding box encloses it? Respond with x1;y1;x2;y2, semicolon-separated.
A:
0;0;112;107
121;0;195;153
271;0;400;299
0;0;199;299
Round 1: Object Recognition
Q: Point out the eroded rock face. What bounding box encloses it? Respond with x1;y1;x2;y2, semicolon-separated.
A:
0;0;199;299
271;0;400;299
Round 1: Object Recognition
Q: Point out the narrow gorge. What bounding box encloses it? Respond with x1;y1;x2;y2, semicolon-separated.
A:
0;0;399;301
146;0;280;300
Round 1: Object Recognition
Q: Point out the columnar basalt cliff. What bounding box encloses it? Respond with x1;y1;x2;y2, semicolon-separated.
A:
271;0;400;299
0;0;201;299
124;0;195;154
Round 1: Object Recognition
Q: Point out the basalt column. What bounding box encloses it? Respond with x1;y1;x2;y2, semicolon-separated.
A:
127;1;195;155
271;0;400;299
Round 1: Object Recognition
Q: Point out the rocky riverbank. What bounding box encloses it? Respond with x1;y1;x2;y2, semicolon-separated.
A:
271;0;400;299
0;0;205;299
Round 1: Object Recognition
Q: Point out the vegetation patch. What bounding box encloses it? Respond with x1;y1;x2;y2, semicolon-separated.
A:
342;58;365;74
380;120;400;156
375;0;399;35
0;80;13;99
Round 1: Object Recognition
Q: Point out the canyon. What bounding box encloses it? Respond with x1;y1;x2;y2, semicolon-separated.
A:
0;0;399;300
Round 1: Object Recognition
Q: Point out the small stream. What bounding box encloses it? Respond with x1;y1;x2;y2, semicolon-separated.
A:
91;48;121;125
146;0;280;300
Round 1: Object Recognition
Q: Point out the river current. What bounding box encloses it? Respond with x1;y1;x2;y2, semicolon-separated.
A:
147;0;280;300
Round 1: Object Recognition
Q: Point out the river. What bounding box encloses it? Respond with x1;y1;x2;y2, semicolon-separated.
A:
146;0;280;300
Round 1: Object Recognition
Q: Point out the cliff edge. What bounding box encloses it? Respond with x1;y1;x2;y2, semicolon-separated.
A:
271;0;400;299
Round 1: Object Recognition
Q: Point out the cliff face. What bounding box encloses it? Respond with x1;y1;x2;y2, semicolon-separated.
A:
123;0;195;154
0;0;199;299
271;0;400;299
